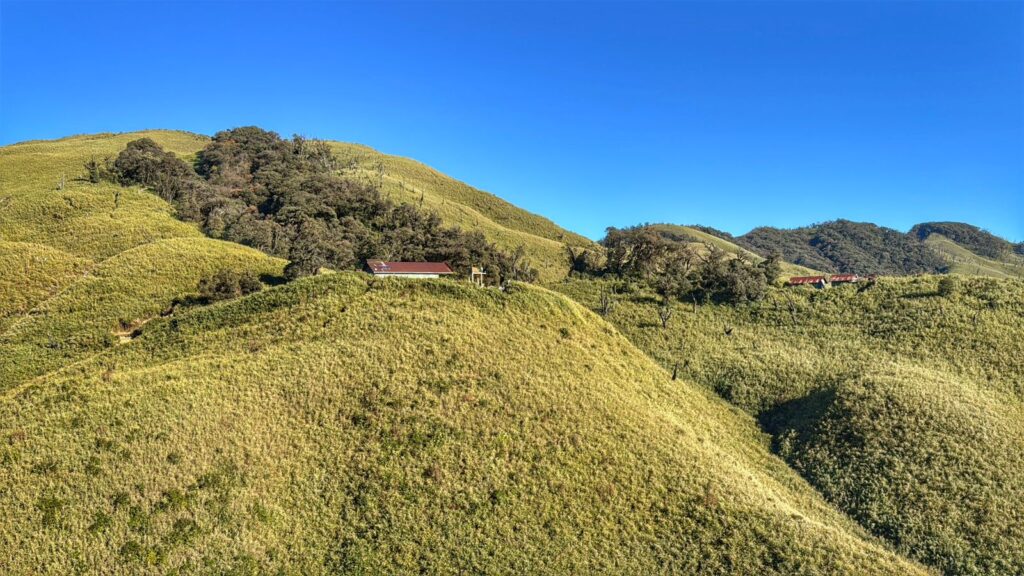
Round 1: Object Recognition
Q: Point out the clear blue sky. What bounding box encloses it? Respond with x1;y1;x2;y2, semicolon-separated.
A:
2;1;1021;241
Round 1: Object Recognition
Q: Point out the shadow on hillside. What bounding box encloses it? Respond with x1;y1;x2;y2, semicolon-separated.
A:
260;273;288;287
758;387;837;452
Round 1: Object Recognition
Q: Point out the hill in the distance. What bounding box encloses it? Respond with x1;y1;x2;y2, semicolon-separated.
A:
730;219;1023;278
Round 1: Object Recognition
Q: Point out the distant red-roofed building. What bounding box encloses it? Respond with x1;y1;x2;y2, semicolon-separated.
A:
829;273;860;284
787;275;828;288
366;260;454;278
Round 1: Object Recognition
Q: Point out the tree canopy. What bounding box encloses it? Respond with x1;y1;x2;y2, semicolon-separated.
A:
104;128;536;284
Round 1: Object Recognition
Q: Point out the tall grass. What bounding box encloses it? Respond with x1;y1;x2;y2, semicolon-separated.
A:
551;275;1024;575
0;273;929;575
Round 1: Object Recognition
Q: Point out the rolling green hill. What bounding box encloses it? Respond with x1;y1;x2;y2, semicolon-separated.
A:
738;220;949;275
0;272;928;575
922;233;1024;279
0;132;285;391
551;275;1024;576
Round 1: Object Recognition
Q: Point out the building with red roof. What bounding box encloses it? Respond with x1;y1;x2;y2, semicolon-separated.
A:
787;275;829;288
366;260;454;279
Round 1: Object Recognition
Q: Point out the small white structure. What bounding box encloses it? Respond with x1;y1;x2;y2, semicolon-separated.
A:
366;260;454;279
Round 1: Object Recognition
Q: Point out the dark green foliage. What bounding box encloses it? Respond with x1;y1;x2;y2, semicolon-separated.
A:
197;269;263;303
109;128;534;284
937;276;958;297
600;226;774;303
910;221;1016;260
740;220;948;274
602;225;674;278
36;495;65;527
83;156;116;184
112;138;206;206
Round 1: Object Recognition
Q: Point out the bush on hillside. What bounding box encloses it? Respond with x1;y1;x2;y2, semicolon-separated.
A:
197;269;263;302
937;276;958;297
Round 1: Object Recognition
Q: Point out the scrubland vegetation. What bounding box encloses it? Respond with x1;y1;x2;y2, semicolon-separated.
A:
100;128;540;285
552;274;1024;575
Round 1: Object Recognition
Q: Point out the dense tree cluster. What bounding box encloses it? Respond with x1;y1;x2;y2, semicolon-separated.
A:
740;220;948;275
100;128;536;284
588;225;780;304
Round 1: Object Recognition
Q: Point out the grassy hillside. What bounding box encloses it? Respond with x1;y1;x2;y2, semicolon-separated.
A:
331;142;596;281
0;241;90;332
0;131;285;392
923;234;1024;279
0;273;928;575
910;222;1020;261
646;224;820;277
551;275;1024;576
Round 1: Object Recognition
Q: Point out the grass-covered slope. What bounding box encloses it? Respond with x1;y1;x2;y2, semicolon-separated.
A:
2;131;595;283
331;142;596;281
0;131;207;259
0;273;926;575
552;275;1024;575
922;233;1024;279
0;237;283;391
0;131;285;391
0;241;90;332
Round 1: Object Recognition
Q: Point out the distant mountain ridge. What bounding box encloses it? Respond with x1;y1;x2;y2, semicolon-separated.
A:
678;219;1023;278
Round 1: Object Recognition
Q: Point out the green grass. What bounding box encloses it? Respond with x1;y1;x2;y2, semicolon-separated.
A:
0;131;284;392
924;233;1024;279
0;273;928;575
550;275;1024;575
0;237;283;391
331;142;597;282
0;241;90;332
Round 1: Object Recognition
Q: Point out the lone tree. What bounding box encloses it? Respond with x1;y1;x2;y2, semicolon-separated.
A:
658;299;673;329
599;289;615;316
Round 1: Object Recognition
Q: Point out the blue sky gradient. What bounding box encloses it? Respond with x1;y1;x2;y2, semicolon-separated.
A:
2;1;1021;241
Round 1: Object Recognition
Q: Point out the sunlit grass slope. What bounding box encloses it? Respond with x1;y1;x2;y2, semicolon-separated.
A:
646;224;820;277
0;273;927;575
331;142;597;281
924;233;1024;279
0;131;208;259
0;131;284;391
0;241;90;332
552;275;1024;575
0;237;283;391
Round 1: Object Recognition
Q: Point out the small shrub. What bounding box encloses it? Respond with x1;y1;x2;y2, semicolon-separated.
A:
937;276;958;298
36;496;65;527
88;510;113;533
198;269;263;303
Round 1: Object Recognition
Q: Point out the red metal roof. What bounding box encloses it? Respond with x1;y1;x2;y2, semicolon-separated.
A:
829;274;859;282
366;260;453;275
788;276;828;285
